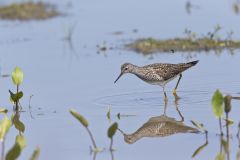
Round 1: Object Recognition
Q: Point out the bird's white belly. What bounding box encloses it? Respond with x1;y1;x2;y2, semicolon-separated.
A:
148;75;179;87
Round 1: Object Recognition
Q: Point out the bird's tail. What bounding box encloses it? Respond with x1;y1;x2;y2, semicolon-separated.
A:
177;60;199;72
186;60;199;66
188;128;201;134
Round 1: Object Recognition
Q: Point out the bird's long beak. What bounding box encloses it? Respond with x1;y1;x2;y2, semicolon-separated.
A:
114;72;123;83
117;128;126;135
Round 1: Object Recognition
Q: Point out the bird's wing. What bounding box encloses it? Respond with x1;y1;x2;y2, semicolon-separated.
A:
149;63;187;81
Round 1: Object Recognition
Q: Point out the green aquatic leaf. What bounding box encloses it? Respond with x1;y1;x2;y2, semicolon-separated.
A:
108;122;118;138
9;90;23;102
12;67;23;86
221;138;229;153
223;118;234;126
29;146;40;160
16;91;23;100
6;135;26;160
107;106;111;120
0;108;8;113
12;114;25;133
91;147;104;153
6;142;21;160
69;109;88;127
9;90;16;102
215;152;225;160
16;135;26;149
212;89;224;118
0;115;12;141
192;141;208;158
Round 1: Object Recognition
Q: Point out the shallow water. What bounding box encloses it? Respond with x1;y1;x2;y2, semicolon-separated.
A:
0;0;240;159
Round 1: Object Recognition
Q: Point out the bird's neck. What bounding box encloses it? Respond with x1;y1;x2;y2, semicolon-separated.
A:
130;66;148;80
128;127;148;141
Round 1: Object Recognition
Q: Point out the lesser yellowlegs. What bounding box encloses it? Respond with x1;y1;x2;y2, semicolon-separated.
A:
114;60;199;101
118;115;199;144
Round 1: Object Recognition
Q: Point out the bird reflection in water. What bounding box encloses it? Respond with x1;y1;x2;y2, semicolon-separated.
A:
118;101;199;144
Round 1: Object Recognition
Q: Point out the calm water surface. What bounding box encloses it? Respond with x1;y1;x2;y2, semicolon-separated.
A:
0;0;240;159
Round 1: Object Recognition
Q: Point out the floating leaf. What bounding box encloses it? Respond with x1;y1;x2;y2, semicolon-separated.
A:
29;146;40;160
0;108;8;113
6;135;26;160
212;89;224;118
12;113;25;133
12;67;23;86
215;152;225;160
69;109;88;127
108;122;118;138
0;115;12;141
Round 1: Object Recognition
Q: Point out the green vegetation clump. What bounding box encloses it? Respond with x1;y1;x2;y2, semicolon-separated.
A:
127;27;240;54
127;37;240;54
0;2;59;21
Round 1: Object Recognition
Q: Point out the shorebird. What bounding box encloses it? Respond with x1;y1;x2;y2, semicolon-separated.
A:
114;60;199;101
118;115;199;144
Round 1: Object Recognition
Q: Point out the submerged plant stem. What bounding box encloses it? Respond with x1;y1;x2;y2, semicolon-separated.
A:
92;153;97;160
219;118;223;136
0;140;5;160
16;85;19;111
109;138;113;151
110;149;114;160
86;127;97;149
226;113;230;160
237;123;240;138
226;113;229;139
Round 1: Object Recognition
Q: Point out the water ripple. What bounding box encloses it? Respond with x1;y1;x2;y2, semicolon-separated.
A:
94;90;211;108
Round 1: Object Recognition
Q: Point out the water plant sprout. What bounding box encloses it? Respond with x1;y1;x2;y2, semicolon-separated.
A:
107;122;118;151
69;109;101;153
9;67;24;111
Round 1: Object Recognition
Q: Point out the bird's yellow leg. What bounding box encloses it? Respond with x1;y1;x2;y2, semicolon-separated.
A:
173;74;182;100
163;98;168;115
173;89;180;100
163;86;168;102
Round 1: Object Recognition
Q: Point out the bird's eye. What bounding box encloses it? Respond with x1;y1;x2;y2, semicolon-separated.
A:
125;67;128;70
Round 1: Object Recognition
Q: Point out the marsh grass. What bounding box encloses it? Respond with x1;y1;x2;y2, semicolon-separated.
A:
127;27;240;54
127;37;240;54
0;2;59;21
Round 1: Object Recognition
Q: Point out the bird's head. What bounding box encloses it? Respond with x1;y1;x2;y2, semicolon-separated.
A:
124;134;137;144
118;128;137;144
114;63;135;83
